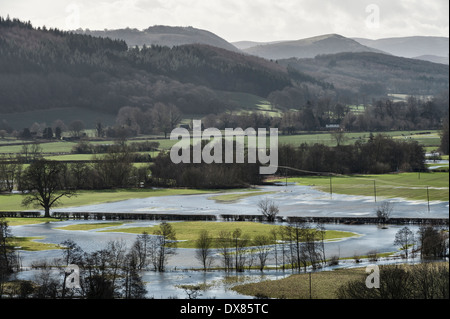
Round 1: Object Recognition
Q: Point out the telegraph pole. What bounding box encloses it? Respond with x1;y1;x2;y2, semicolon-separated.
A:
373;180;377;202
329;175;333;198
309;272;312;299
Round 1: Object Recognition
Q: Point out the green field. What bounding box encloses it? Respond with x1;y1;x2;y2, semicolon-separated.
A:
2;217;59;226
55;222;124;231
207;190;277;202
273;172;449;202
8;236;61;251
96;221;358;248
1;130;441;155
277;130;441;148
232;267;367;299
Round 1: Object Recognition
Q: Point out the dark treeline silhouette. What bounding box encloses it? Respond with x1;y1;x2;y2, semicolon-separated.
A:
150;140;264;189
278;134;426;175
200;92;448;133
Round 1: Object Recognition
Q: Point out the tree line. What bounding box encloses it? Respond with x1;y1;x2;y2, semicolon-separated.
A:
0;132;429;213
278;133;426;175
201;93;449;134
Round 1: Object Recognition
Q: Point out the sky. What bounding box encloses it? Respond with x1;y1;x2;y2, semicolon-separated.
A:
1;0;448;42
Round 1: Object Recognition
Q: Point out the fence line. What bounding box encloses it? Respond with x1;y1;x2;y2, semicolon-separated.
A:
1;211;447;225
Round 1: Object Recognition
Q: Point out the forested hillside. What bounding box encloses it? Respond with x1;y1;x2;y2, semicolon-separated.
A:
79;25;240;52
276;52;449;106
0;17;293;122
0;17;448;132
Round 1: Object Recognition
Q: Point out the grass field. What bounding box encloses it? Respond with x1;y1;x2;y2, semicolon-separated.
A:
277;130;441;148
233;268;367;299
207;190;277;202
96;221;358;248
8;236;61;251
55;222;124;231
232;267;367;299
232;262;449;299
0;130;441;155
2;217;59;226
273;172;449;202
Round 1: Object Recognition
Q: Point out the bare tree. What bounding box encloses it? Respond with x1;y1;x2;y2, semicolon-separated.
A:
217;230;232;271
21;160;77;218
253;235;271;271
123;250;147;299
132;232;152;270
152;103;182;138
257;198;280;222
0;154;22;192
394;226;415;259
152;222;177;272
269;228;278;270
1;219;18;296
376;200;394;222
68;120;85;138
195;230;213;271
330;129;347;146
232;228;249;272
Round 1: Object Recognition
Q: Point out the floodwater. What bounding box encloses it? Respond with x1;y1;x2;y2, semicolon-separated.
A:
52;184;449;219
8;184;449;299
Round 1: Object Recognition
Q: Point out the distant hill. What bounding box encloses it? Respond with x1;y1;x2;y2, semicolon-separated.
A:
280;51;449;96
78;25;240;52
1;17;448;132
232;40;283;50
412;55;449;65
241;34;385;60
352;36;449;61
0;17;293;129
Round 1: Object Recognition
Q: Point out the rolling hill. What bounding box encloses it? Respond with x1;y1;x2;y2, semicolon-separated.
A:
353;36;449;64
78;25;240;52
240;34;385;60
0;17;293;129
0;17;448;132
279;51;449;96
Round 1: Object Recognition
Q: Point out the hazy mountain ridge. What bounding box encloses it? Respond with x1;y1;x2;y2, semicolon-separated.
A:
0;18;293;122
352;36;449;64
280;51;449;96
412;55;449;65
238;34;386;60
77;25;240;52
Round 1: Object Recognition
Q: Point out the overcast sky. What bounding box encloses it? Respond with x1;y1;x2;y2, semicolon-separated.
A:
1;0;448;42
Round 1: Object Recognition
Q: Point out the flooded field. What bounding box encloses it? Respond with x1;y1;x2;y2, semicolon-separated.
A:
7;184;448;298
52;184;449;219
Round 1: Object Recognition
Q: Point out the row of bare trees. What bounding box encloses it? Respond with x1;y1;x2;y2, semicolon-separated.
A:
195;222;328;273
394;225;449;260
